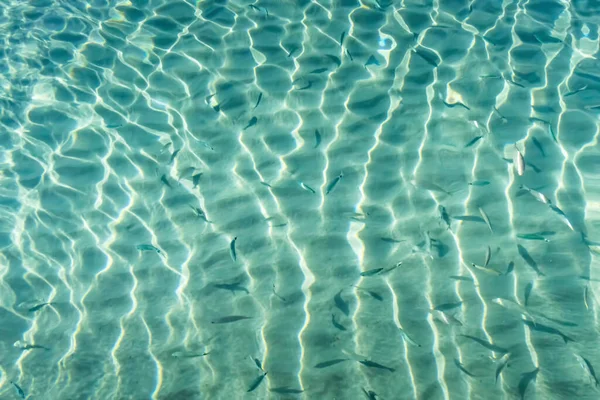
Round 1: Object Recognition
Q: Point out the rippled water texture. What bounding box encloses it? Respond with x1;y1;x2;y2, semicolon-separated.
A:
1;0;600;399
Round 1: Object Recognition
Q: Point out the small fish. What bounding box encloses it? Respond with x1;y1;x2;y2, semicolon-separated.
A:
506;77;526;88
411;180;452;195
251;356;263;371
479;207;493;233
270;387;304;394
505;261;515;275
484;245;492;267
494;353;510;383
450;275;474;282
298;81;312;90
346;49;354;61
380;237;404;243
161;174;172;188
443;100;471;110
300;182;316;194
464;135;483;148
314;129;321;148
549;204;575;231
192;172;202;188
18;343;50;350
516;233;550;242
439;205;451;230
168;149;180;165
518;368;539;400
214;283;249;295
315;359;348;368
137;244;162;254
459;334;509;354
532;137;545;157
354;286;384;301
325;172;343;195
171;351;209;358
230;237;238;262
493;106;508;122
253;92;263;110
524;282;533;306
584;285;590;310
564;84;588;97
452;215;485;223
340;31;346;46
523;320;574;343
211;315;252;324
334;289;350;316
434;301;462;312
364;55;380;67
469;263;502;276
11;381;25;399
412;48;440;67
358;359;395;373
331;314;346;331
454;358;476;377
360;268;383;277
362;388;378;400
325;54;341;68
576;354;599;386
287;46;298;58
178;166;196;182
189;205;209;221
160;142;172;153
247;372;267;392
28;302;52;312
309;66;329;74
519;184;551;205
513;145;525;176
431;309;463;326
399;328;421;347
517;244;545;276
244;117;257;130
272;284;287;302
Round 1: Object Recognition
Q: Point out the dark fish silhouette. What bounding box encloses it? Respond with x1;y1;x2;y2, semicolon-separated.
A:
326;172;343;195
532;137;545;157
454;358;476;377
434;301;462;312
523;320;574;343
28;302;53;312
360;268;383;277
518;368;539;400
315;359;348;368
11;381;25;399
358;359;395;373
230;237;237;262
253;92;263;110
270;387;304;394
247;372;267;392
331;314;346;331
524;282;533;306
214;283;249;295
211;315;252;324
451;215;485;223
517;244;545;276
314;129;321;148
459;335;509;354
244;117;257;130
161;174;172;188
334;289;349;316
464;135;483;148
192;172;202;188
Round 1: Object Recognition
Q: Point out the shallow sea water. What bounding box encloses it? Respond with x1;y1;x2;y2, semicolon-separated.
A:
1;0;600;399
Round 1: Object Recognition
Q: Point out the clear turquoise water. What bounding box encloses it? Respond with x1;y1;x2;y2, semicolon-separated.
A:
1;0;600;399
